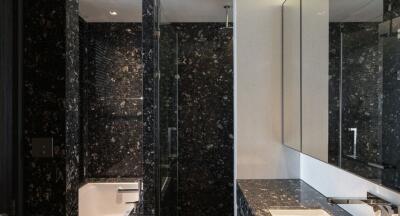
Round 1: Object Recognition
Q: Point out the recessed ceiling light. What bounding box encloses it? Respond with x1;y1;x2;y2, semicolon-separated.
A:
109;10;118;16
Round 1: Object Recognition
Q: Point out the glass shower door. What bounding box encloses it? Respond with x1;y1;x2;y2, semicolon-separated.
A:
155;1;234;215
379;16;400;190
336;18;400;189
339;25;384;181
158;24;179;216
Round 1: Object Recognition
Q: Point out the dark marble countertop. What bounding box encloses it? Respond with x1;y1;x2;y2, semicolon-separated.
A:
237;179;352;216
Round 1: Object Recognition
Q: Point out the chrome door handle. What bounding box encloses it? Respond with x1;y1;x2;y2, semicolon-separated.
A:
349;128;357;158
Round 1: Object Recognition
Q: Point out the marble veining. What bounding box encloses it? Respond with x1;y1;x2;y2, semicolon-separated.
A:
237;179;351;216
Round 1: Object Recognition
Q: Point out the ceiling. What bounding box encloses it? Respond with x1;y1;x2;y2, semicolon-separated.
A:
79;0;143;23
79;0;233;23
160;0;233;23
330;0;383;22
80;0;383;23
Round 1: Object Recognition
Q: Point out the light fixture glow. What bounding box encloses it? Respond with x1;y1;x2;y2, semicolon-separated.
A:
109;10;118;16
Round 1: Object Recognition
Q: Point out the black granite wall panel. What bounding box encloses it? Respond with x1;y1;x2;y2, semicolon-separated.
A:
23;0;67;214
24;0;147;215
341;24;383;166
142;0;158;214
159;24;179;216
79;21;143;179
382;0;400;191
328;23;383;176
382;34;400;191
66;0;80;215
328;23;341;166
175;23;234;216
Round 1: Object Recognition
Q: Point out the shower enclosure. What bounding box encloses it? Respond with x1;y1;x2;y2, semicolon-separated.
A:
154;0;234;215
157;23;179;216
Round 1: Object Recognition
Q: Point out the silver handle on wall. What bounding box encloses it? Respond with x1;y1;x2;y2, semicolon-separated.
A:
349;128;357;158
168;127;177;156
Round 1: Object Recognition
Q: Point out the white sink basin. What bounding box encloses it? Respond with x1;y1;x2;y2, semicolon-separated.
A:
269;209;331;216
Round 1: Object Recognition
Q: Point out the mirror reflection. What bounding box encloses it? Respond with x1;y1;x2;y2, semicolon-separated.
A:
283;0;302;152
283;0;400;192
328;0;399;190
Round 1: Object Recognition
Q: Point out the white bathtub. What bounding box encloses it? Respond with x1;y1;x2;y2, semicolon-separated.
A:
79;182;141;216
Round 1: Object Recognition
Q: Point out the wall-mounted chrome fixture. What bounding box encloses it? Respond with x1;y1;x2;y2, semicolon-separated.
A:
223;5;233;29
348;128;358;159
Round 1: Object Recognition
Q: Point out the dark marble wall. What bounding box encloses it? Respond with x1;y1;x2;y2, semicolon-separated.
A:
381;0;400;191
66;0;80;215
328;23;384;185
328;23;341;166
23;1;233;215
175;23;233;216
23;0;81;214
79;21;143;179
329;23;382;179
159;24;179;216
329;23;383;166
142;0;158;214
381;35;400;190
23;0;67;214
156;23;234;216
341;24;382;165
24;0;147;215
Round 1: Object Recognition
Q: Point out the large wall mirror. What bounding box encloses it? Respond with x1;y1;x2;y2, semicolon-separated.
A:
283;0;301;151
283;0;400;192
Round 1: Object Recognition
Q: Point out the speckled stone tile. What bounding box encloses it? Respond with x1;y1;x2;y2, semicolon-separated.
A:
328;22;384;181
79;21;143;179
142;0;158;214
155;23;234;216
174;23;234;216
237;179;351;216
66;0;80;214
23;0;68;214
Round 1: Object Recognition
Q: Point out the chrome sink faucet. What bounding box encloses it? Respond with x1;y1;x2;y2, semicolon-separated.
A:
328;193;399;216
